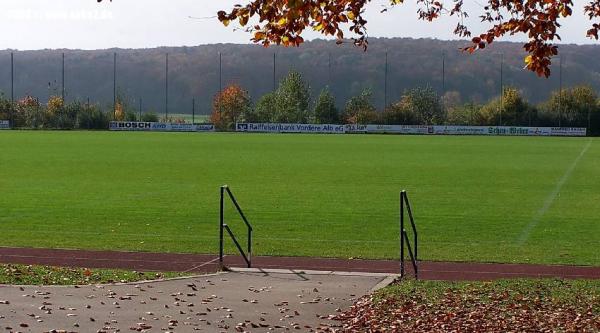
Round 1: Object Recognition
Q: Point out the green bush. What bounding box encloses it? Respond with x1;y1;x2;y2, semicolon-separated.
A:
344;88;379;124
383;101;419;125
446;103;480;125
251;93;276;123
125;111;138;121
0;94;11;121
14;96;42;128
274;71;311;123
141;112;159;122
399;86;444;125
76;104;110;129
248;71;311;124
313;87;339;124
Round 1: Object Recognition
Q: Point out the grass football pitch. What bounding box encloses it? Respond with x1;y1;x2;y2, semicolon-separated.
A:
0;131;598;266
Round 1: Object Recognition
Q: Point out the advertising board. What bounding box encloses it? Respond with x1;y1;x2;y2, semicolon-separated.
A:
109;122;215;132
236;123;345;134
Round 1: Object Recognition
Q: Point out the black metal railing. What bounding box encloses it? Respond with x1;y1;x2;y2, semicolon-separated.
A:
400;190;419;279
220;185;253;268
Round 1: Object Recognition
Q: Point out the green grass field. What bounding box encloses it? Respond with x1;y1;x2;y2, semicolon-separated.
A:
0;131;598;265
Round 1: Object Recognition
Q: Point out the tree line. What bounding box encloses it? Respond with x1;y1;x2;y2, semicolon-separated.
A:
1;69;599;133
212;70;600;134
0;93;162;130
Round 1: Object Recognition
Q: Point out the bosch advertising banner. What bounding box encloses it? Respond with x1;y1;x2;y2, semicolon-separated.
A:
110;122;215;132
0;120;9;130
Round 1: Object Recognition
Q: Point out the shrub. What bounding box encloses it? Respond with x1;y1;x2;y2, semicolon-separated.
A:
141;112;159;122
15;96;42;128
251;70;312;124
0;94;11;121
399;86;444;125
211;84;252;130
114;101;126;121
314;87;339;124
343;88;379;124
383;101;419;125
543;85;598;128
251;93;276;123
76;104;109;129
446;103;480;125
273;70;311;123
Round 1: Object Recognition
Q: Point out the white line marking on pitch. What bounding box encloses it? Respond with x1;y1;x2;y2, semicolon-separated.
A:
517;139;593;245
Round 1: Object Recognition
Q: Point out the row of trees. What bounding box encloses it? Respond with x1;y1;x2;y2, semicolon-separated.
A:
2;70;599;133
0;93;162;130
444;85;600;130
212;70;600;133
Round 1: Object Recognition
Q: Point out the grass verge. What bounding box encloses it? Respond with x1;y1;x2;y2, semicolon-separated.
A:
334;279;600;331
0;264;189;285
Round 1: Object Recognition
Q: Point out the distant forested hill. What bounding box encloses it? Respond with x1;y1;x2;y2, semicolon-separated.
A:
1;38;599;115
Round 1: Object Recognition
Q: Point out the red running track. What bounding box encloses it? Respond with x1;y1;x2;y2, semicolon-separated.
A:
0;247;598;281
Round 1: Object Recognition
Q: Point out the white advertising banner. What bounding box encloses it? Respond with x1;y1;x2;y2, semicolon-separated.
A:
431;126;549;136
431;126;586;136
343;124;368;133
236;123;345;134
549;127;587;136
0;120;9;129
365;124;430;134
235;123;587;137
110;122;214;132
431;126;487;135
484;126;551;136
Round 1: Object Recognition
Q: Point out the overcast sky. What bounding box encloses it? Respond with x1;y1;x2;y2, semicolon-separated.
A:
0;0;597;50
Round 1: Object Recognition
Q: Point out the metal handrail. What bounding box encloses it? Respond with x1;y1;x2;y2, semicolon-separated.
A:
400;190;419;279
220;185;253;268
403;191;418;261
224;186;253;232
223;225;251;265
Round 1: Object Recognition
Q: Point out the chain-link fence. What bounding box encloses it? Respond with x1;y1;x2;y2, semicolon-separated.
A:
1;41;599;130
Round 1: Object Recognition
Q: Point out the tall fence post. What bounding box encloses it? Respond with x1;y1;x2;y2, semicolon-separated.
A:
62;52;65;103
400;191;405;277
164;53;169;119
273;52;276;91
113;52;117;119
219;52;222;117
10;52;14;126
219;186;225;268
384;51;388;109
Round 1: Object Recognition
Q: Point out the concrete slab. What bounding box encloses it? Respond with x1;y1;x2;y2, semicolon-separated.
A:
0;271;388;332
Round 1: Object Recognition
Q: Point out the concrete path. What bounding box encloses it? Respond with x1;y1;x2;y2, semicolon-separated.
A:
0;270;389;332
